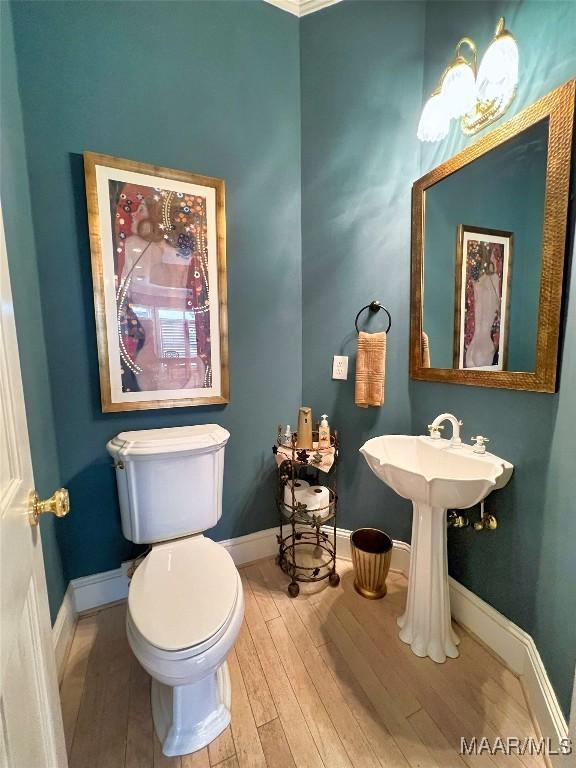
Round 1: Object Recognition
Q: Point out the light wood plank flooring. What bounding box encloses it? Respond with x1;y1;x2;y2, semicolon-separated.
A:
60;559;547;768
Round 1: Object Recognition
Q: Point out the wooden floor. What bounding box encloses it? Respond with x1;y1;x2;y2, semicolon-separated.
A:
60;558;547;768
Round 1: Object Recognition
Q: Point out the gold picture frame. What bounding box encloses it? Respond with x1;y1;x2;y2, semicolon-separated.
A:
453;225;513;371
84;152;229;412
410;78;575;392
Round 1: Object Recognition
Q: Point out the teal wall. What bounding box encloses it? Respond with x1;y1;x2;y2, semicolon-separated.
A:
424;118;547;371
1;1;67;623
4;0;575;718
9;0;302;580
301;0;575;718
413;1;576;717
300;0;425;546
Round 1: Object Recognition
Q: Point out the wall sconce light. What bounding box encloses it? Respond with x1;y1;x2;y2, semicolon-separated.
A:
418;17;519;142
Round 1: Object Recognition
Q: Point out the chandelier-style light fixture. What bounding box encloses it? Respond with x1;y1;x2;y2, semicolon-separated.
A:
418;17;519;142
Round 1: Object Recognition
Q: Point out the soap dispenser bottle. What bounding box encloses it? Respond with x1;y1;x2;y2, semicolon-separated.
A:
318;414;331;449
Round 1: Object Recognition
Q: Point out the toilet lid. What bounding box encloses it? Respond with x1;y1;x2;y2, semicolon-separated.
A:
128;537;239;652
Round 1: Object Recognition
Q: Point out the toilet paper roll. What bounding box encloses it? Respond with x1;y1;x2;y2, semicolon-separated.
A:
283;479;310;515
300;485;331;520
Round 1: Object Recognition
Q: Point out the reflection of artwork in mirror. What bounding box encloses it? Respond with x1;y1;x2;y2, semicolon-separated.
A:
422;118;547;374
454;226;512;371
84;153;228;412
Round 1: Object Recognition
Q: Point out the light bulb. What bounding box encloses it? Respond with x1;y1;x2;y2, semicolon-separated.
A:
417;92;450;143
441;59;477;118
477;28;518;104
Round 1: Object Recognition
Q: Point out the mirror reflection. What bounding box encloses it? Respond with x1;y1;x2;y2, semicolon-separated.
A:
422;118;549;372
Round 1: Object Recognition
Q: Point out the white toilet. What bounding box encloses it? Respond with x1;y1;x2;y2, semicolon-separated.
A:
107;425;244;758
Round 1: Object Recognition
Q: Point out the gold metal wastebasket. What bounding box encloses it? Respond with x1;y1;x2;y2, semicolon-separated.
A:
350;528;393;599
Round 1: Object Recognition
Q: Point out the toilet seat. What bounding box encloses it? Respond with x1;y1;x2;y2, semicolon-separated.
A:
128;536;239;653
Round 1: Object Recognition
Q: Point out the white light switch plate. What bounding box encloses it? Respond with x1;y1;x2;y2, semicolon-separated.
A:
332;355;349;380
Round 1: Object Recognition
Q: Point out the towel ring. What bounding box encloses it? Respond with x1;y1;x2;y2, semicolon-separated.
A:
354;300;392;334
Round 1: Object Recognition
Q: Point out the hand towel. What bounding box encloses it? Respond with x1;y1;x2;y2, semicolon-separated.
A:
421;331;431;368
355;331;386;408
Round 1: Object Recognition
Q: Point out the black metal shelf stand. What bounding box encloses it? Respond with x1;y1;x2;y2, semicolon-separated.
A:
272;428;340;597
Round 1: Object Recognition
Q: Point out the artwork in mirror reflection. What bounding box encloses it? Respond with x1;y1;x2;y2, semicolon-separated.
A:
423;118;548;372
454;226;512;371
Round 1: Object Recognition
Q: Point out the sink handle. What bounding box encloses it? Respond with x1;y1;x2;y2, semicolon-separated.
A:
471;435;490;454
427;424;444;439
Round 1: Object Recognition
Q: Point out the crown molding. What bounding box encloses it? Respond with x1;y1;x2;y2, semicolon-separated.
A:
263;0;342;18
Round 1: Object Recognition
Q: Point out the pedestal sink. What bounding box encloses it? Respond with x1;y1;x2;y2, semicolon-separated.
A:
360;433;513;663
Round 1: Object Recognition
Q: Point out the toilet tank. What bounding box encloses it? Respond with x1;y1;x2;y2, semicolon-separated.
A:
106;425;230;544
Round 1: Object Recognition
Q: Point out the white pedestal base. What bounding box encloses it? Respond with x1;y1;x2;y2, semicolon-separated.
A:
397;502;460;663
152;661;232;757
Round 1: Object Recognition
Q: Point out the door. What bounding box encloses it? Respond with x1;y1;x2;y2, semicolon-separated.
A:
0;203;67;767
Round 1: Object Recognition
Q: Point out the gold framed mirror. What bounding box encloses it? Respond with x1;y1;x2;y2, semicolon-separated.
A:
410;79;575;392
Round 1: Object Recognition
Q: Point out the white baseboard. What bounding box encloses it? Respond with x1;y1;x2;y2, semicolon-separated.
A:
70;527;282;614
71;561;134;613
451;578;569;757
217;526;279;565
67;525;568;753
521;638;571;766
382;538;569;761
68;527;409;614
389;538;411;574
321;525;411;576
52;585;76;682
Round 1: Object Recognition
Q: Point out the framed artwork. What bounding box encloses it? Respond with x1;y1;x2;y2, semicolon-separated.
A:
453;225;513;371
84;152;229;412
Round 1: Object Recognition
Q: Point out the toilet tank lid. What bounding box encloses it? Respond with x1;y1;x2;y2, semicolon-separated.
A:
107;424;230;457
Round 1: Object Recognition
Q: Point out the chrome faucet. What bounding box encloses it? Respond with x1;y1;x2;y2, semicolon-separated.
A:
428;413;463;447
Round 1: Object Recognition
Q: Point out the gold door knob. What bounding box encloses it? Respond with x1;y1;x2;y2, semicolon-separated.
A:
29;488;70;527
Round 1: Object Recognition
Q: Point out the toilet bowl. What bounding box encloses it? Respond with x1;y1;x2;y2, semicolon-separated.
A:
126;535;244;756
